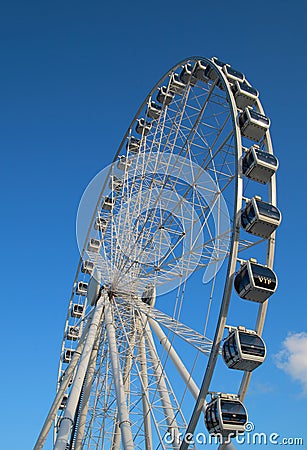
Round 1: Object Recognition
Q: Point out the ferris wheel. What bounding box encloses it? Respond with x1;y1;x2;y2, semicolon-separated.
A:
35;56;281;450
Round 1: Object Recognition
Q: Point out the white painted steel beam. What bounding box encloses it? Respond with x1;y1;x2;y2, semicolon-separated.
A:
74;328;101;450
137;321;153;450
34;314;93;450
104;296;134;450
54;292;106;450
149;318;206;412
144;318;180;449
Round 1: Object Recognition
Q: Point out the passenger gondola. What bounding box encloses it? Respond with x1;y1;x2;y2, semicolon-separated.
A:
232;81;258;109
81;260;94;275
239;106;270;141
194;60;208;82
71;303;84;318
101;197;115;211
76;281;88;296
222;64;245;83
94;217;108;232
135;118;152;136
63;349;74;364
156;86;174;105
169;72;186;95
109;176;123;193
241;196;281;238
87;238;102;253
204;58;223;83
234;259;277;303
222;327;266;371
126;136;141;153
67;326;80;341
205;394;248;435
179;63;197;86
117;155;132;171
205;58;245;85
242;145;279;184
146;101;162;120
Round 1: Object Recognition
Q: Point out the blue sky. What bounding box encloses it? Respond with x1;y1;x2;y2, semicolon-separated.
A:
1;1;307;448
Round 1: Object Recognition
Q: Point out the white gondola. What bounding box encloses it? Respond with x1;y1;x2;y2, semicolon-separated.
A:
204;57;223;82
205;393;248;435
179;63;197;86
59;394;68;410
126;136;141;153
67;326;80;341
71;303;84;318
117;155;132;171
222;64;245;83
146;101;162;120
135;118;151;136
241;196;281;238
205;57;245;85
109;176;123;193
193;60;208;82
81;260;94;274
87;238;102;253
232;81;258;109
169;72;185;95
239;107;270;141
234;259;277;303
222;327;266;371
156;86;174;105
75;281;88;296
202;59;224;89
141;284;156;306
101;197;115;211
94;217;107;232
63;349;74;364
242;145;278;184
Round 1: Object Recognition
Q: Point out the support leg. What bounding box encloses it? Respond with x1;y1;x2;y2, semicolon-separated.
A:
54;292;106;450
105;296;134;450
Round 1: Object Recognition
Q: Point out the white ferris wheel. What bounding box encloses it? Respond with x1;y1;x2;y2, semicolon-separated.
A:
35;56;281;450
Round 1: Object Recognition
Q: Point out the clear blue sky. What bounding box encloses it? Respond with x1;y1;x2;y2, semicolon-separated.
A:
1;1;307;449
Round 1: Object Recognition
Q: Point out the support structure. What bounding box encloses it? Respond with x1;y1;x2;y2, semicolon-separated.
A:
74;328;101;450
104;296;134;450
144;317;181;449
111;318;137;450
137;319;153;450
34;315;94;450
149;318;204;410
54;292;106;450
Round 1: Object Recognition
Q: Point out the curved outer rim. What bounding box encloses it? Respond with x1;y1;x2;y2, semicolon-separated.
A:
179;57;277;448
238;91;277;401
53;56;277;448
